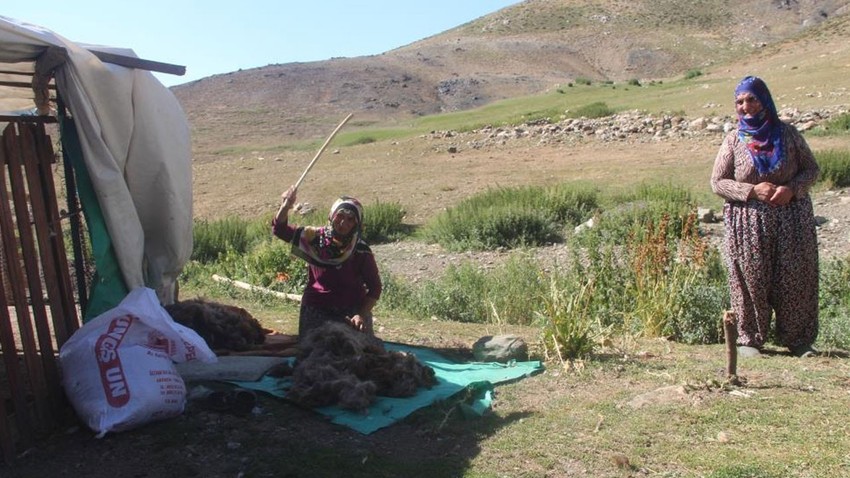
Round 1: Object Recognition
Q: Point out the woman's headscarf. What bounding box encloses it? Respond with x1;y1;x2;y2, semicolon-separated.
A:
735;76;785;175
291;196;364;267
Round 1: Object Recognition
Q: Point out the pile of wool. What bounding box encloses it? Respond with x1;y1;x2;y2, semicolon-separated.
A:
287;322;437;412
165;299;266;352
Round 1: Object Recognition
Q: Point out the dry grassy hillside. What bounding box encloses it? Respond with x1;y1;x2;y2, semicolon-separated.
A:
181;2;850;223
172;0;850;155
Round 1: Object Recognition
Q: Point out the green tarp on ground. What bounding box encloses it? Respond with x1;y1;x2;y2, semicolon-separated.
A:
232;343;544;434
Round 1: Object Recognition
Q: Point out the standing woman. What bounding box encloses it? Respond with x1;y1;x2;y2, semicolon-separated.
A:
711;76;820;357
273;185;382;337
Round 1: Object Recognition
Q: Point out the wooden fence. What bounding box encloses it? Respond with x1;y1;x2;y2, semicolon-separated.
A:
0;118;79;463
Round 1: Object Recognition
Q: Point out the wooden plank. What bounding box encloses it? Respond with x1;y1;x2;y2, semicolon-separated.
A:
0;116;56;124
32;122;78;342
88;50;185;76
1;125;51;433
0;81;54;90
18;124;63;417
0;300;17;463
0;124;35;447
0;69;34;76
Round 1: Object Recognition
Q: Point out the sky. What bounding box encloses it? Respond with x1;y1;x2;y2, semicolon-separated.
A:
3;1;521;87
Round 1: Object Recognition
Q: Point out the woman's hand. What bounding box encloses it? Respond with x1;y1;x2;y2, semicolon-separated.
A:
750;182;777;204
349;314;366;332
280;185;297;211
769;185;793;206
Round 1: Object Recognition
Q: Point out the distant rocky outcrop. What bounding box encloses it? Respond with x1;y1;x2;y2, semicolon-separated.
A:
427;106;849;150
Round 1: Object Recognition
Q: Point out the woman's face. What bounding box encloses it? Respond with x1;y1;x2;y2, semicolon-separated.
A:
735;92;764;118
331;209;358;236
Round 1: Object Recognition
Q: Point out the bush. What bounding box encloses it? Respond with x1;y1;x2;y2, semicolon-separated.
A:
684;69;703;79
809;113;850;137
362;200;408;244
816;256;850;351
815;149;850;188
568;102;615;119
192;217;252;263
393;253;547;325
537;278;598;361
421;183;597;251
412;262;490;323
214;240;307;294
573;183;694;247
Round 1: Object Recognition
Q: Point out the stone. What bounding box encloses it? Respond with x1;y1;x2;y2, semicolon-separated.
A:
472;335;528;363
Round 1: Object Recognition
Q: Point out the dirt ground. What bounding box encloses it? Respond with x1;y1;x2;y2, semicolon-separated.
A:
3;129;850;478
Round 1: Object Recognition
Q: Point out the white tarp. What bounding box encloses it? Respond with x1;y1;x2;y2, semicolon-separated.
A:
0;16;192;305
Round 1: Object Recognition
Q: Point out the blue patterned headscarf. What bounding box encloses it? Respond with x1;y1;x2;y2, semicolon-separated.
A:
735;76;784;175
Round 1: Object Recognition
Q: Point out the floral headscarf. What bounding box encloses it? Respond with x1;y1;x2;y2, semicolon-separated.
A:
735;76;785;175
291;196;364;267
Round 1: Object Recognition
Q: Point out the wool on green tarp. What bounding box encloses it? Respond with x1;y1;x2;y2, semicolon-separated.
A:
231;342;543;434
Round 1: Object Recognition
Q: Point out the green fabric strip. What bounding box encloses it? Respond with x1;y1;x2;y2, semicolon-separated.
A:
59;115;128;321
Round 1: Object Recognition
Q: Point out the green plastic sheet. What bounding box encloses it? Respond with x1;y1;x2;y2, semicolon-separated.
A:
232;343;543;434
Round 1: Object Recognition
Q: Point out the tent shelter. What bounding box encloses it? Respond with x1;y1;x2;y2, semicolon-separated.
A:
0;16;192;462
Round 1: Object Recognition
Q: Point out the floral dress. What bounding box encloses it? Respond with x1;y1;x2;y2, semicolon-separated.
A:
710;123;820;349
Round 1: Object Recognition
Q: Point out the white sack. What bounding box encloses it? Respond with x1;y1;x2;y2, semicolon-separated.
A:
59;288;216;437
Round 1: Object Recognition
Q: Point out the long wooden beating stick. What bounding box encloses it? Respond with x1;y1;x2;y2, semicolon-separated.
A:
293;113;353;191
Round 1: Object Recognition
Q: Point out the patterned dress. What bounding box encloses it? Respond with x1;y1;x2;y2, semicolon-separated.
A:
710;123;820;349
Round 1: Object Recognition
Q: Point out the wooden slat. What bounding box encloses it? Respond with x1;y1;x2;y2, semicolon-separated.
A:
0;125;35;448
29;122;78;344
0;81;54;90
88;50;185;76
18;124;63;417
0;116;56;124
0;292;20;464
1;125;51;432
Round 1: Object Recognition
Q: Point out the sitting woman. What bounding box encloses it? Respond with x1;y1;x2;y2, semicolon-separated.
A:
272;185;382;337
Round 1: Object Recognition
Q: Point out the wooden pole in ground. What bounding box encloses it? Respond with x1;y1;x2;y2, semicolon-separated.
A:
723;310;739;383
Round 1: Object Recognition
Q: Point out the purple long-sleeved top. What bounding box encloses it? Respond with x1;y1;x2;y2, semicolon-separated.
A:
273;218;382;310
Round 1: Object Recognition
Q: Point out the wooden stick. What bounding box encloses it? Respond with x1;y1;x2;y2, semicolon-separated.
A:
212;274;302;303
293;113;353;191
723;310;739;381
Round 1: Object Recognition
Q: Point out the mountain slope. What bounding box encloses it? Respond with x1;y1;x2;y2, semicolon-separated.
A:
172;0;850;158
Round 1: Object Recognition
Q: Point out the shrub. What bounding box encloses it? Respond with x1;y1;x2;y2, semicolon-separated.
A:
816;256;850;351
568;102;615;119
214;240;308;294
421;183;597;251
684;69;702;79
815;149;850;188
573;183;694;247
809;112;850;137
537;278;598;361
413;262;490;323
574;77;592;86
192;217;252;263
346;135;377;146
362;200;408;244
392;253;547;325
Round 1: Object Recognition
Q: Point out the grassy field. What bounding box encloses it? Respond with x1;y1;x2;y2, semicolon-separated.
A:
9;9;850;478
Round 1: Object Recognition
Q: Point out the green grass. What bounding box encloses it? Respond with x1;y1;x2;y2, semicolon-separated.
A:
815;149;850;188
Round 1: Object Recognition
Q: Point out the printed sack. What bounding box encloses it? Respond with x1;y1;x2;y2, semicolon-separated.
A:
59;287;216;437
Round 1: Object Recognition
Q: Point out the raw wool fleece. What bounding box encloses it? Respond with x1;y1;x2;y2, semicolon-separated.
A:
288;322;437;413
164;299;266;352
